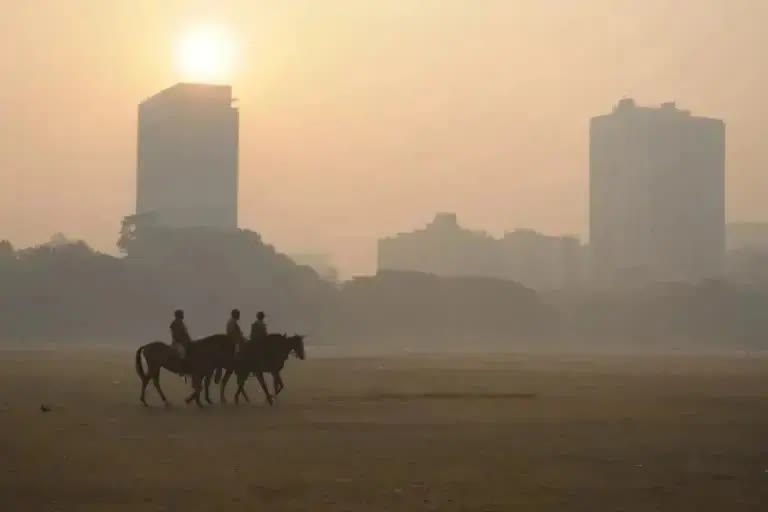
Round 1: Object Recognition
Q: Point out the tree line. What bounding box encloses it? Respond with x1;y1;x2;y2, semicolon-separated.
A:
0;219;766;349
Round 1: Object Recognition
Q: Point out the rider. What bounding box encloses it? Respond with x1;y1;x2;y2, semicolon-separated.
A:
250;311;268;343
250;311;269;355
227;309;247;352
170;309;192;360
249;311;269;375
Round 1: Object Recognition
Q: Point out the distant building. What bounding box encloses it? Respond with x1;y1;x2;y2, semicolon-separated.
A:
726;222;768;251
377;213;582;290
378;213;501;279
500;229;583;290
724;222;768;284
289;253;340;283
590;99;725;285
137;83;239;229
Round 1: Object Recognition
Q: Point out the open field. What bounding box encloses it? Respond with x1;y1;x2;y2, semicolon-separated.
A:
0;348;767;511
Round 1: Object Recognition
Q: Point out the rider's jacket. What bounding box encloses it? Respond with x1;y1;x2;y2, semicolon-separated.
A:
227;318;245;343
170;319;191;346
250;320;267;342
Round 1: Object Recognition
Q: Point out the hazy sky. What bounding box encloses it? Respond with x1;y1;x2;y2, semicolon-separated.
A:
0;1;766;275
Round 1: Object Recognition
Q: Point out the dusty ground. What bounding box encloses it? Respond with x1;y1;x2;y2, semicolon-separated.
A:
0;348;766;511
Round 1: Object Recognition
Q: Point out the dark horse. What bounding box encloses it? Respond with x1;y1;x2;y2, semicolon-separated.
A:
135;334;235;407
219;334;306;405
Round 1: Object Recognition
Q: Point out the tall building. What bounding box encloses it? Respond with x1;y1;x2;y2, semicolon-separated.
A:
590;99;725;285
136;83;239;229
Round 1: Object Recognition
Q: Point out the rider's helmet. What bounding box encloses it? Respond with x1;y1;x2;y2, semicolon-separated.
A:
257;311;265;321
174;309;184;319
231;309;241;319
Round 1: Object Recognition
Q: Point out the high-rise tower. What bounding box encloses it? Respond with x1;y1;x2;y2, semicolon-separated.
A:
136;83;239;229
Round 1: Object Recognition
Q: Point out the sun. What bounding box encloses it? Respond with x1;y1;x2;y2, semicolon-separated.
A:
175;26;236;84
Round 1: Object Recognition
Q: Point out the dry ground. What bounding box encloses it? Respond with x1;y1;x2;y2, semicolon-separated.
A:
0;348;766;511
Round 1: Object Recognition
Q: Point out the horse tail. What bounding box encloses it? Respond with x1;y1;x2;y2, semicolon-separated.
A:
214;367;223;384
135;345;147;380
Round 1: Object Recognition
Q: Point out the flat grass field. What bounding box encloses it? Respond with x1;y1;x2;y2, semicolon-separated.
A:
0;348;766;511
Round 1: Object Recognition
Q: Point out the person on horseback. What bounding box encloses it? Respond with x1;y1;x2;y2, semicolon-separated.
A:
170;309;192;360
227;309;246;352
250;311;268;343
250;311;269;365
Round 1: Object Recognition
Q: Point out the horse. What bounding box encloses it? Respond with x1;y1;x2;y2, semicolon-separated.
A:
135;334;235;407
219;334;306;405
214;333;283;404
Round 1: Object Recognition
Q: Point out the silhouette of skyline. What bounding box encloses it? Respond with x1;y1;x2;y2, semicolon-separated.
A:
1;2;767;276
378;213;581;290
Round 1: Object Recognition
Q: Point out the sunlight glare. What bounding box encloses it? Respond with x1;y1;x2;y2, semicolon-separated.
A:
175;26;236;84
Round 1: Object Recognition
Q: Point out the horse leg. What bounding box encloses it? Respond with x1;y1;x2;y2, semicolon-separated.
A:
273;372;284;396
152;373;169;406
234;371;247;405
255;372;273;406
239;372;251;403
220;369;233;404
140;375;150;406
192;375;204;408
203;373;213;405
185;374;198;405
142;360;162;406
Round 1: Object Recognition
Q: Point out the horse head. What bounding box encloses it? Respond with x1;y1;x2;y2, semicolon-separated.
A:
287;335;306;360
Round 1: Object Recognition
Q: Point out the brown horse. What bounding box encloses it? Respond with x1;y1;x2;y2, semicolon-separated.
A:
135;334;235;407
219;334;306;405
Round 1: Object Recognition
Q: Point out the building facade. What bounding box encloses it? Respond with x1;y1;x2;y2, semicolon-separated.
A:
590;99;725;285
500;229;583;290
289;253;340;283
137;83;239;230
377;213;582;290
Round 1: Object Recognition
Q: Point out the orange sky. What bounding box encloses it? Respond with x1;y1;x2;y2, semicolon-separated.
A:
0;1;766;276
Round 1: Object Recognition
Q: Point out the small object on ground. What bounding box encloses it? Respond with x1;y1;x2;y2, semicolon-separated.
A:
40;404;51;413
